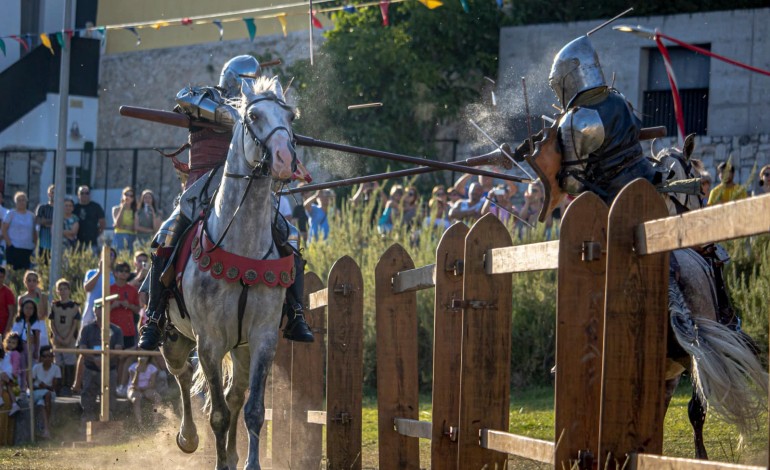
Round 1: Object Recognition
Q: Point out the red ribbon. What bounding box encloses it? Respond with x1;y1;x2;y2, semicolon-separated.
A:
654;33;686;146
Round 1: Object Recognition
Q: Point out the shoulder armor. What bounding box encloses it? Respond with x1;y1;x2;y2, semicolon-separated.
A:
558;107;605;164
175;86;236;127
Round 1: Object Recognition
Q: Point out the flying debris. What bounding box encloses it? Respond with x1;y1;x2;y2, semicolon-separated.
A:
347;102;383;110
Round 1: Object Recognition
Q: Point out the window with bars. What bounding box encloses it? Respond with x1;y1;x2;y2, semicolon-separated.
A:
642;45;710;136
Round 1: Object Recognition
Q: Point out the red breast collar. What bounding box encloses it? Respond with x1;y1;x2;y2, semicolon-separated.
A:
191;221;294;287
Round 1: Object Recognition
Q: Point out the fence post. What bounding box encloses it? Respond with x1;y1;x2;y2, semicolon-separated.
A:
457;214;513;468
599;179;669;467
271;305;292;468
430;222;468;469
554;192;608;468
375;244;420;469
292;271;325;468
326;256;364;470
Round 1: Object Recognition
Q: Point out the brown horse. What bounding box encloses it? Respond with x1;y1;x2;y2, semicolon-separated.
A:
530;126;768;459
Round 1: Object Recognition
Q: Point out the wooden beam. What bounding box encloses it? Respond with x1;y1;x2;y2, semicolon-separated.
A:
479;429;554;464
630;453;765;470
308;288;328;309
393;418;432;439
264;409;272;421
486;240;559;274
392;264;436;293
307;410;327;425
635;194;770;255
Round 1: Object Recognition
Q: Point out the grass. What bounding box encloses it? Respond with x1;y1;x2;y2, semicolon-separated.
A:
1;381;766;469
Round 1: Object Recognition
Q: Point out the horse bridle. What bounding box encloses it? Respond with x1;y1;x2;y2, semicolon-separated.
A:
205;93;296;252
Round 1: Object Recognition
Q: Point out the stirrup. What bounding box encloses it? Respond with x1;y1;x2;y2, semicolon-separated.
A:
283;312;314;343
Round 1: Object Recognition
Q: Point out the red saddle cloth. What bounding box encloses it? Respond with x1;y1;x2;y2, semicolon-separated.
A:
176;220;295;289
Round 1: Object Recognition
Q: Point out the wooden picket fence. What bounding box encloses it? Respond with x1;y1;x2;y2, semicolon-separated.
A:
262;180;770;470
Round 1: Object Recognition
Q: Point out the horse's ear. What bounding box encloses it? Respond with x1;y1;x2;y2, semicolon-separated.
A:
273;79;286;102
683;133;696;160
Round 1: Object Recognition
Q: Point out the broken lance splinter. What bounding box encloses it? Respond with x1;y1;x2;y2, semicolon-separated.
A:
294;135;531;184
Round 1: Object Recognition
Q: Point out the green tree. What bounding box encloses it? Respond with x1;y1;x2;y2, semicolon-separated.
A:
287;0;502;179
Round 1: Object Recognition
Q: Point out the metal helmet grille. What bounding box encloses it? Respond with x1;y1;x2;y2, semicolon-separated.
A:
218;55;262;98
549;36;606;108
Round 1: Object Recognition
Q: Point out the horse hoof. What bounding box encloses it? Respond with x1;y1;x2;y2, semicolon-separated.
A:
176;431;199;454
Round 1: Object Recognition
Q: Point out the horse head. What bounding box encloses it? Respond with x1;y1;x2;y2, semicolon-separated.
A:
651;133;704;214
528;122;567;222
238;77;297;181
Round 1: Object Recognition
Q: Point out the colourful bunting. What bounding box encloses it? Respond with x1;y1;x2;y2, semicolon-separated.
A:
10;35;29;52
418;0;443;8
55;31;65;49
124;27;141;46
277;14;288;37
379;0;390;26
181;18;193;26
40;33;55;55
0;39;5;57
343;5;357;13
212;20;224;40
65;30;74;41
243;18;257;41
311;10;323;29
152;21;170;30
460;0;470;12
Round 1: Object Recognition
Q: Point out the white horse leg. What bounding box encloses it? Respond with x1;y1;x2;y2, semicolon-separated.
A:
224;347;251;469
197;346;232;470
162;329;199;453
243;343;277;470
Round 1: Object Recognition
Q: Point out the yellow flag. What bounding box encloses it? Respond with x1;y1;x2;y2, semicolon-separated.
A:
277;14;288;37
418;0;443;9
40;33;55;55
152;21;170;29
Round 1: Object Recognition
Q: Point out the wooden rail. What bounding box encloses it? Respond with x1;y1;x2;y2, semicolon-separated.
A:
391;264;435;293
630;453;765;470
308;287;327;309
479;429;554;464
393;418;432;439
486;240;560;274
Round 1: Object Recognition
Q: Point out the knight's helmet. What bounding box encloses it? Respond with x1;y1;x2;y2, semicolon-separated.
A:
218;55;262;98
548;36;606;108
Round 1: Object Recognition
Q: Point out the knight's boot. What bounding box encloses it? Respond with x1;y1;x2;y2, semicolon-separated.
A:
282;257;314;342
138;253;170;350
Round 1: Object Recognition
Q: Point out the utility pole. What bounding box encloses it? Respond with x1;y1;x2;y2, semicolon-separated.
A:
50;0;72;296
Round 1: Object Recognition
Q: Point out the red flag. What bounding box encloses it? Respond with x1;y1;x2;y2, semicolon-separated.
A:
9;35;29;52
654;34;685;146
379;0;390;26
311;10;323;29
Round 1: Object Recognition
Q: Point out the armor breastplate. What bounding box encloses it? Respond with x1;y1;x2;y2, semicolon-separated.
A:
558;90;644;194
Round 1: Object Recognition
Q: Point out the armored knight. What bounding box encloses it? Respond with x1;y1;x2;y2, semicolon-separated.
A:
138;55;314;351
549;35;658;202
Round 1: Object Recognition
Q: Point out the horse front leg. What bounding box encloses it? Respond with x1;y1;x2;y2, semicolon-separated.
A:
198;348;232;470
162;330;199;453
243;345;276;470
688;390;709;459
224;347;251;469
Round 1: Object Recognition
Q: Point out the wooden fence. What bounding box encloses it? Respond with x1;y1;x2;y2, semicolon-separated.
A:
263;180;770;469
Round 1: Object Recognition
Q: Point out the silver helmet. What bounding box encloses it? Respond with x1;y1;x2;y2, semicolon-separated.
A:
548;36;606;108
218;55;262;98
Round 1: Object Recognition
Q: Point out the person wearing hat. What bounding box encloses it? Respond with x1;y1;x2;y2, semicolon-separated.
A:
707;160;747;205
754;164;770;197
72;299;123;423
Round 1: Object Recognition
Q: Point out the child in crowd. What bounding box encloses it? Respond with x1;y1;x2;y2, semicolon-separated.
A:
49;279;81;396
31;345;60;439
0;338;21;417
127;356;161;426
3;333;23;399
17;270;48;325
12;299;46;375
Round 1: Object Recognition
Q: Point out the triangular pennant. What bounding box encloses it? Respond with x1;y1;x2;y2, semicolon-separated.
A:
277;14;288;37
460;0;470;13
181;18;193;26
65;29;74;41
124;27;141;46
151;21;170;30
243;18;257;41
311;10;323;29
343;4;357;13
379;0;390;26
55;31;65;48
418;0;443;8
0;39;5;57
212;20;224;40
9;35;29;52
40;33;55;55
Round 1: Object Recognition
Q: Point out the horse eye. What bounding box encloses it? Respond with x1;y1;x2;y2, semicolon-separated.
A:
249;112;258;121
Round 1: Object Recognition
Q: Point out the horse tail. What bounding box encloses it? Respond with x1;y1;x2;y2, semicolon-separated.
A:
669;281;768;436
190;352;234;414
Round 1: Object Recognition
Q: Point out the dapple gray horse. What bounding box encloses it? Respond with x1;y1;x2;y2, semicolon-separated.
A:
652;135;767;459
161;77;297;470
